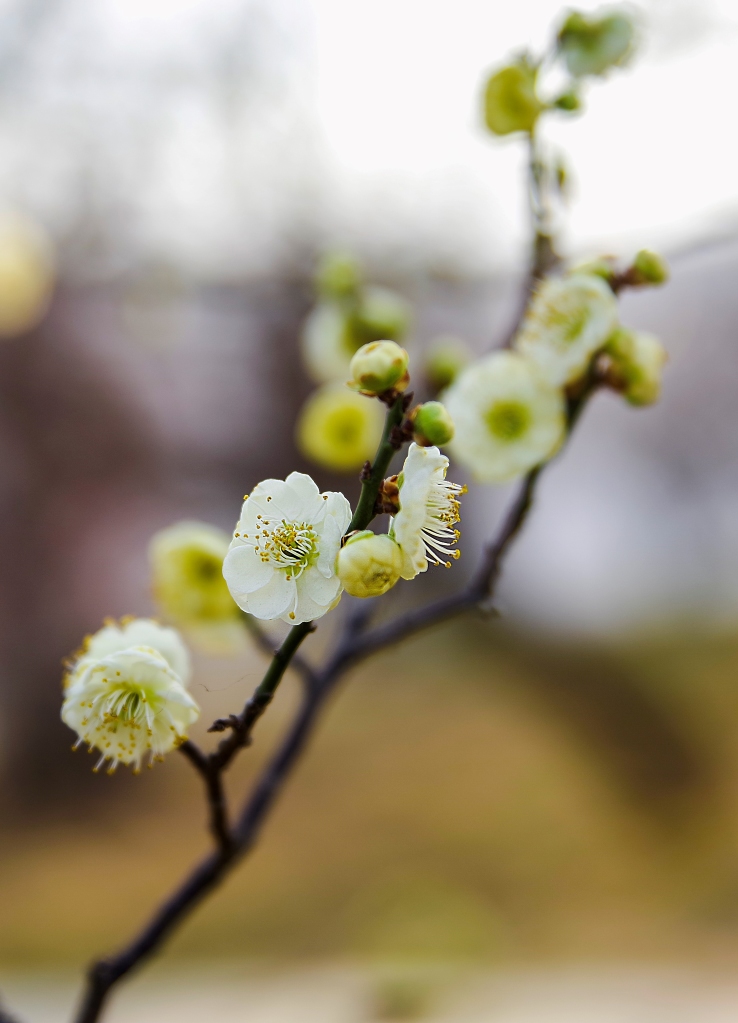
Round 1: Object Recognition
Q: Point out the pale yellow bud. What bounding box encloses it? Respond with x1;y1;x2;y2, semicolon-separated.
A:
348;340;410;395
336;531;403;598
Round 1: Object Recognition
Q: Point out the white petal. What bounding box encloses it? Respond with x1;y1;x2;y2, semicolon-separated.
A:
250;479;302;520
245;572;295;621
223;545;274;599
285;472;321;503
301;568;342;606
323;490;352;532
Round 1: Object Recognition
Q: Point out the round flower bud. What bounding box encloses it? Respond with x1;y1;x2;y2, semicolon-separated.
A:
344;285;411;351
348;340;410;395
412;401;455;447
553;88;581;113
424;335;471;391
316;251;361;302
297;383;384;471
632;249;669;286
557;10;635;78
605;327;667;406
483;60;542;136
336;531;403;599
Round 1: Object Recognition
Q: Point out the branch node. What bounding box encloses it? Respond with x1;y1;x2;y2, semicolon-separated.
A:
208;714;241;734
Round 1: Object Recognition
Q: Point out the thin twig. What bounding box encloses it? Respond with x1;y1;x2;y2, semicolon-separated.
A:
178;741;233;853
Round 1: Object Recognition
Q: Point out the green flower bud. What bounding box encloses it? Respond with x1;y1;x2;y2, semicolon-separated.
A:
344;285;411;351
553;89;581;112
557;10;635;78
632;249;669;286
336;531;403;598
348;340;410;395
483;59;542;136
424;335;471;391
605;327;667;406
412;401;455;447
316;252;362;302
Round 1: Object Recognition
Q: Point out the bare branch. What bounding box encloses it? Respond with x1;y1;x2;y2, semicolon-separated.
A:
178;741;233;854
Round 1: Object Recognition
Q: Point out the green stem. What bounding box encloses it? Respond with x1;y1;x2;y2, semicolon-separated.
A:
348;395;405;532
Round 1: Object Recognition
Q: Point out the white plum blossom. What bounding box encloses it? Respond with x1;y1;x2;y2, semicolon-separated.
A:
444;351;566;482
390;443;465;580
223;472;352;625
301;301;349;383
61;618;199;773
514;272;618;385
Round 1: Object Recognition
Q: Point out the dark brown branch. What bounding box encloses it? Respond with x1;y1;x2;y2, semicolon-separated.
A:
178;740;233;853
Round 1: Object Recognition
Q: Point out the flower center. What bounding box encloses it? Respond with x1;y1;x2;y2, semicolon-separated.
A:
543;302;588;344
485;400;531;441
255;519;318;577
327;407;363;446
418;477;465;568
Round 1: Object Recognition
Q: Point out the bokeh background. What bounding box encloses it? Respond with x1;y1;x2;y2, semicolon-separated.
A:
4;0;738;1019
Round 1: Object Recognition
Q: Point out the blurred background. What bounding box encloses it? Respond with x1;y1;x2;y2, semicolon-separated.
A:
4;0;738;1019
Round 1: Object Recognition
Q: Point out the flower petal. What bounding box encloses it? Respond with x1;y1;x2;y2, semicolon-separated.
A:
301;568;342;606
223;545;274;599
245;572;295;621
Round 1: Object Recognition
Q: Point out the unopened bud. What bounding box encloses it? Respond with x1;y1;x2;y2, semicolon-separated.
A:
605;327;667;406
425;335;471;391
553;89;581;112
336;531;403;598
412;401;455;447
483;59;542;136
348;340;410;395
632;249;669;286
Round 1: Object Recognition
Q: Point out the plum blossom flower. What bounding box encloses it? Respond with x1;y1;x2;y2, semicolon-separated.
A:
149;520;246;654
223;472;352;625
61;618;199;774
444;351;565;482
390;443;465;580
514;273;618;385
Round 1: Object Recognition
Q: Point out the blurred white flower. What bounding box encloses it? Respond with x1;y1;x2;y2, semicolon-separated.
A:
301;286;410;383
149;520;246;655
514;273;618;385
223;472;352;624
301;301;349;383
445;351;566;482
62;618;198;774
390;443;464;580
